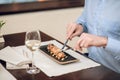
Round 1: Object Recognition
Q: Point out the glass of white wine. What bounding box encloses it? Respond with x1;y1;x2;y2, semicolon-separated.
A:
25;30;41;74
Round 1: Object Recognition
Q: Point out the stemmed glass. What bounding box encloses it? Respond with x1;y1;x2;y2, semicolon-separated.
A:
25;30;41;74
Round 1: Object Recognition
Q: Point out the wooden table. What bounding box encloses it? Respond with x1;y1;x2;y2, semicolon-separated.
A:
1;31;120;80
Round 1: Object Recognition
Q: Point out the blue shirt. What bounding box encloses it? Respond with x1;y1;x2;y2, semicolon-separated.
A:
76;0;120;73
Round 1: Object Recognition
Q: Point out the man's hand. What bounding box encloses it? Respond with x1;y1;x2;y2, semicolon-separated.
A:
74;33;108;51
66;23;83;40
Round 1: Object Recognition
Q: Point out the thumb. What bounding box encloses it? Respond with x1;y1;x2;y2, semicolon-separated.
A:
70;32;80;39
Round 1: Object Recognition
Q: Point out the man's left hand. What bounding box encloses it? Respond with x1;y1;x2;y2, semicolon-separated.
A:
74;33;108;51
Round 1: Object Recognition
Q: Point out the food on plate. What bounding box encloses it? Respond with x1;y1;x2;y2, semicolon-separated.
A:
47;44;67;60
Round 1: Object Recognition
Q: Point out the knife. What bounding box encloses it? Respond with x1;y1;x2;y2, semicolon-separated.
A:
61;39;69;51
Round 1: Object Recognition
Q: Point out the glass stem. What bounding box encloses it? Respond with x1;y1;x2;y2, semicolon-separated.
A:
32;51;34;68
0;28;2;37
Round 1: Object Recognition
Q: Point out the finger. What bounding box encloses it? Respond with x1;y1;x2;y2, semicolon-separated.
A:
66;24;74;39
67;27;76;40
66;23;72;34
69;31;78;39
74;38;83;51
74;44;82;51
77;33;88;48
80;39;86;47
69;24;76;35
80;34;88;47
83;40;89;48
82;36;92;48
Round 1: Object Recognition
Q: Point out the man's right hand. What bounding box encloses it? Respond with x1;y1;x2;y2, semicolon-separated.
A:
66;23;83;40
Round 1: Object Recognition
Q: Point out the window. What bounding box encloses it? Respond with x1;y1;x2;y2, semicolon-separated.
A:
0;0;84;15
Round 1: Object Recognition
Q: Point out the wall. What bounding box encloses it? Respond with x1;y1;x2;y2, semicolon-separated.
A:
0;7;87;53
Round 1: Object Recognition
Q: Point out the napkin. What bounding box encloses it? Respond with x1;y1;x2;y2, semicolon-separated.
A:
0;46;31;66
6;46;32;69
0;63;17;80
6;63;29;70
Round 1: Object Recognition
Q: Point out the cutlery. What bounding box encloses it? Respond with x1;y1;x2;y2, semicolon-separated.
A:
61;39;69;51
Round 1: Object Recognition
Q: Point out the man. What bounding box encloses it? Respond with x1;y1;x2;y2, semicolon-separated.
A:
67;0;120;73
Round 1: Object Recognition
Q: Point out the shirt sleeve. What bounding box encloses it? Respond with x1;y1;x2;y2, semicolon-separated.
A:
76;0;88;32
104;37;120;60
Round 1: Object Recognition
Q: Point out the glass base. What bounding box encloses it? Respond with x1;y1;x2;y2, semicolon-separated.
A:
26;66;40;74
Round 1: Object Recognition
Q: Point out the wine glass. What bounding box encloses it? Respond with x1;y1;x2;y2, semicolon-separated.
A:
25;30;41;74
